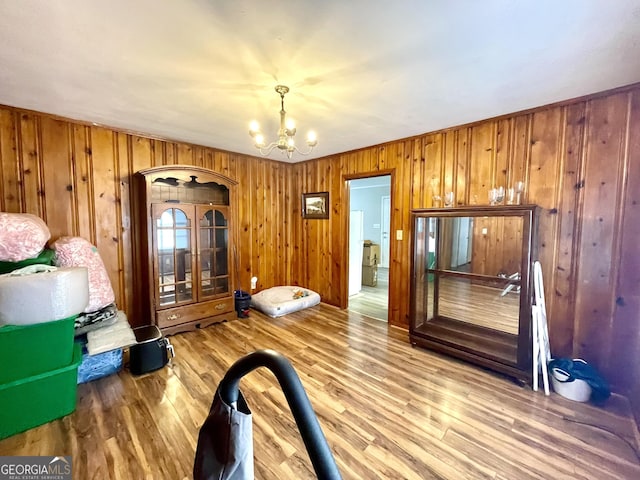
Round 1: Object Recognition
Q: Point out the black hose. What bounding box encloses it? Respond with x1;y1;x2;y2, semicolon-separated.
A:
218;349;342;480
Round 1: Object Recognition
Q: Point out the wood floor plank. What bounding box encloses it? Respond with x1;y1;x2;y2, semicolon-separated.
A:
0;303;638;479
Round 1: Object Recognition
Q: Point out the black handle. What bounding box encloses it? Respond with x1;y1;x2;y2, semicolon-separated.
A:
219;349;342;480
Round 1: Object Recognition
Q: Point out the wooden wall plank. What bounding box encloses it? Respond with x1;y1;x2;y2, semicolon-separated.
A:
442;131;457;199
193;146;204;168
114;133;136;322
0;109;21;212
360;147;372;172
40;117;74;240
150;139;163;167
88;126;122;308
468;123;494;205
328;156;343;306
166;142;178;165
213;151;230;176
510;115;532;203
280;160;290;286
256;159;268;290
290;162;304;286
19;113;44;217
453;131;469;206
235;156;253;292
496;119;511;193
527;107;563;331
609;90;640;414
131;137;152;169
425;133;444;207
70;125;94;241
573;93;630;369
410;137;424;209
319;159;331;299
551;102;585;357
338;154;350;305
177;143;193;164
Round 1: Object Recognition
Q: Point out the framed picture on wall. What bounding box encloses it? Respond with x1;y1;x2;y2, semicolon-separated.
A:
302;192;329;219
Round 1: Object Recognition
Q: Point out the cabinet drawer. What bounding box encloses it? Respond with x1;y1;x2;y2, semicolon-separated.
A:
156;297;234;328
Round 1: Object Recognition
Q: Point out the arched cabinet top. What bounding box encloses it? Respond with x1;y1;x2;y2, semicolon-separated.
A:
135;165;237;206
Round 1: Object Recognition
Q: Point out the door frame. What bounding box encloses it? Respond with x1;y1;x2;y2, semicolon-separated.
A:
341;170;395;310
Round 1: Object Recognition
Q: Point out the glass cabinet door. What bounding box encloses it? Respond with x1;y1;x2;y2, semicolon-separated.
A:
197;205;230;300
152;204;197;309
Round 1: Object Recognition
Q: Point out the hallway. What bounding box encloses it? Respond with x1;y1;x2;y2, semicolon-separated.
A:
348;267;389;321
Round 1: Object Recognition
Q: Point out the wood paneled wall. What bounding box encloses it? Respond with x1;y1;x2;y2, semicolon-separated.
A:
0;109;293;326
291;84;640;408
0;83;638;412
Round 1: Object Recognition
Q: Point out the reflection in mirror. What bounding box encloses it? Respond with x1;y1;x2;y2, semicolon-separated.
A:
447;217;473;272
424;215;525;336
434;216;524;278
435;275;519;335
177;281;193;303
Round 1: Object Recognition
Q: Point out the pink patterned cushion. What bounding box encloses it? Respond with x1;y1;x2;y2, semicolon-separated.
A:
0;213;51;262
51;236;115;313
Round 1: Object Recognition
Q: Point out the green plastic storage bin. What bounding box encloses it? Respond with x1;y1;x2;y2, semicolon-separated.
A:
0;248;55;274
0;316;76;384
0;343;81;440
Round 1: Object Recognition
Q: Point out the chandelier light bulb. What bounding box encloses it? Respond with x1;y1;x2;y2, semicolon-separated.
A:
248;85;317;159
306;130;317;146
249;120;260;134
285;118;296;130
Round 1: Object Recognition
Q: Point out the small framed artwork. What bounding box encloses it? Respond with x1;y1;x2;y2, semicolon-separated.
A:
302;192;329;219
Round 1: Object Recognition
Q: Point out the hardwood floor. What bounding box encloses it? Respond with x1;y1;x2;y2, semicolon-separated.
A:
348;267;389;321
1;303;639;479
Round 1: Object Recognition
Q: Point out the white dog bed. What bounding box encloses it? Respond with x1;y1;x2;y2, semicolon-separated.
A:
250;286;321;318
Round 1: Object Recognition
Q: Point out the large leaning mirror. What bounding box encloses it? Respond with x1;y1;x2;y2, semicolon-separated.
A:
410;205;539;383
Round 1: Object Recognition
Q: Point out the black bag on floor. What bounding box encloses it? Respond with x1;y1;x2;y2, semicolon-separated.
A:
548;358;611;403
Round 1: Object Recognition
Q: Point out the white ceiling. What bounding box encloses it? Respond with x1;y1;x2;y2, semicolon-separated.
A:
1;1;639;163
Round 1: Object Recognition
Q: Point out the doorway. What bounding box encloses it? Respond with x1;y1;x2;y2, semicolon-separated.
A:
347;175;391;322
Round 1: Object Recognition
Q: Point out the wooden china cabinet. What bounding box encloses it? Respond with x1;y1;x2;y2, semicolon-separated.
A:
134;165;238;335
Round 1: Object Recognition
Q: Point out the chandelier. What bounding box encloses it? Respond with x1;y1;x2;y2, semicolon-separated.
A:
248;85;317;159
